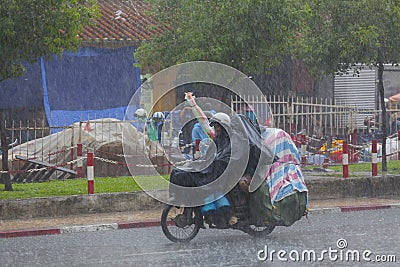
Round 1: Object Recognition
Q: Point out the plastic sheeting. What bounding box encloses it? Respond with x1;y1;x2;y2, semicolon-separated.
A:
168;114;275;205
0;61;43;109
4;118;165;178
0;47;141;133
42;47;141;131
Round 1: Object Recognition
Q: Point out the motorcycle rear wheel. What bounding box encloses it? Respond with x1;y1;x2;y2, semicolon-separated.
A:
161;205;202;242
245;223;275;237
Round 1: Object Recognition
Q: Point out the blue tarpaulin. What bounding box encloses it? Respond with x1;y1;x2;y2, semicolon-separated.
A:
0;62;43;109
41;47;141;130
1;47;141;131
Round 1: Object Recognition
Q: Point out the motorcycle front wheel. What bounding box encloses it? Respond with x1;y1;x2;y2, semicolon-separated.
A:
161;205;202;242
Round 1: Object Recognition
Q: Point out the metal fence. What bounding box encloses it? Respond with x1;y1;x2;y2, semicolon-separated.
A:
233;95;357;137
232;94;400;163
1;118;170;181
2;95;400;182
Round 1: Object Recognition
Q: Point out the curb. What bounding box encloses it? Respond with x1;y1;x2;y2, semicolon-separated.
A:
0;220;161;238
2;203;399;239
2;175;399;221
0;190;166;221
338;204;392;212
309;203;396;214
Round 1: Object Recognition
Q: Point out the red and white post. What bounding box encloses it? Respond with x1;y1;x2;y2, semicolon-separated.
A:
372;140;378;176
301;142;307;166
342;141;349;178
323;157;329;169
87;152;94;194
77;144;83;178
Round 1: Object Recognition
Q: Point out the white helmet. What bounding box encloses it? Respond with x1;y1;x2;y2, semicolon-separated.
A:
134;108;147;119
210;112;230;126
152;111;164;120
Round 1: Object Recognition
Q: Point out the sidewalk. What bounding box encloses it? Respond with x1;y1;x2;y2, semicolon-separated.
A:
1;196;400;238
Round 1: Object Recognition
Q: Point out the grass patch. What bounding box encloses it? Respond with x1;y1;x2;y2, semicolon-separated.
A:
0;176;169;200
327;160;400;173
1;162;399;199
303;160;400;176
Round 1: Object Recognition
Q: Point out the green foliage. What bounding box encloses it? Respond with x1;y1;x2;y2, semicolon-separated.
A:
136;0;307;74
0;0;100;81
296;0;400;172
0;177;140;200
0;176;170;200
137;0;400;77
296;0;400;77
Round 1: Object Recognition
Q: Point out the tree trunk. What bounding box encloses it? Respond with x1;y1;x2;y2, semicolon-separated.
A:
377;62;387;172
0;113;13;191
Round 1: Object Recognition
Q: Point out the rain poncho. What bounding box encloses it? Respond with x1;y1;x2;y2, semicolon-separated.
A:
262;128;308;205
169;114;275;205
146;120;163;142
170;122;231;189
248;127;308;226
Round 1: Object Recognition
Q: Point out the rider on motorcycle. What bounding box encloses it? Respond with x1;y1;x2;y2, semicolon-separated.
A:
169;112;232;198
162;111;308;241
168;112;233;227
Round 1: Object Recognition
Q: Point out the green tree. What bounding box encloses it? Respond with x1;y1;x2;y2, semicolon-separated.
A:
136;0;306;75
297;0;400;171
0;0;99;191
0;0;99;81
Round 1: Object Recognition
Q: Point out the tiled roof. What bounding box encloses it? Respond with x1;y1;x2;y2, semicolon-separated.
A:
79;0;162;48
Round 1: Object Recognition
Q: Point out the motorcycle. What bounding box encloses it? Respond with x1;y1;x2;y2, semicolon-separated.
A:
160;115;308;242
160;183;276;242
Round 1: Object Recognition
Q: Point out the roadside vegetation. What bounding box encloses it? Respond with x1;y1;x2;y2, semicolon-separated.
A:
0;176;169;200
1;162;399;200
303;160;400;175
329;160;400;173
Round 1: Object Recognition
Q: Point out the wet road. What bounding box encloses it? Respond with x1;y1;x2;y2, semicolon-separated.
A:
1;209;399;267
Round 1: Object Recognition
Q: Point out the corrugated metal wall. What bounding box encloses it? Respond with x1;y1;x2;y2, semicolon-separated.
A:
334;68;377;107
334;68;377;127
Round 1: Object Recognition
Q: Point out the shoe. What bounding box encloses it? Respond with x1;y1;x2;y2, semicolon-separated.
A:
229;216;238;225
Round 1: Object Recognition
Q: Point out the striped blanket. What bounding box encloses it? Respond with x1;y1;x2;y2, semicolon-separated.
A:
262;128;308;205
